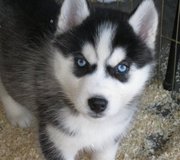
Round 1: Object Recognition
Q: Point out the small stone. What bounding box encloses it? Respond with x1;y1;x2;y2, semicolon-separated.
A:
145;133;169;155
161;109;171;117
149;103;172;118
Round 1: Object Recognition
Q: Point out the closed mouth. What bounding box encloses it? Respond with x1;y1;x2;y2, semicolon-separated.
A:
88;112;104;119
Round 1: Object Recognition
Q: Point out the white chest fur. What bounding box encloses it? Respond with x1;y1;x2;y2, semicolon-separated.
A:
46;108;134;159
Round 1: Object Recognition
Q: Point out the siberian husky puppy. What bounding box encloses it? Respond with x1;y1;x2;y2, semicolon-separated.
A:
0;0;158;159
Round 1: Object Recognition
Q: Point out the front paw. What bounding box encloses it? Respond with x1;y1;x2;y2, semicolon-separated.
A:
91;144;118;160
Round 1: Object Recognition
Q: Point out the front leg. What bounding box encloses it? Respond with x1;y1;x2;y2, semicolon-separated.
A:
39;124;77;160
91;144;119;160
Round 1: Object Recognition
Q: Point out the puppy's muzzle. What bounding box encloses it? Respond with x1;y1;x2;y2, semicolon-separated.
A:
88;97;108;114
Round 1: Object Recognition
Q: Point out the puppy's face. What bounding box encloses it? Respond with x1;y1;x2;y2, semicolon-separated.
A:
53;0;158;119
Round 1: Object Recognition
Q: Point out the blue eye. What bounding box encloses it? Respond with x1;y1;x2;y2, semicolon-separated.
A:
117;64;129;74
76;58;87;67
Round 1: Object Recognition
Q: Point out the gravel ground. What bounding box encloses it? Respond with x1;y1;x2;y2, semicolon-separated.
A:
0;82;179;160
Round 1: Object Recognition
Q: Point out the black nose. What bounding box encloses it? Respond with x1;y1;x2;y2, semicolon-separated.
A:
88;97;108;114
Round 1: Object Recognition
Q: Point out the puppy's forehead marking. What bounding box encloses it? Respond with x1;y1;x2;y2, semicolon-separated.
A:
82;43;97;64
96;23;117;64
107;48;126;67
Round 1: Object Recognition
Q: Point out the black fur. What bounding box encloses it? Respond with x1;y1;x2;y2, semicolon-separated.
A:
39;126;65;160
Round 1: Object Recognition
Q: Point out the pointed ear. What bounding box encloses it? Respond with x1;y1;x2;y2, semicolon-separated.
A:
57;0;90;33
129;0;158;50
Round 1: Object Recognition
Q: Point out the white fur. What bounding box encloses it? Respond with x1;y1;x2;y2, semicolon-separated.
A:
129;0;158;50
107;48;126;67
53;52;80;104
47;106;134;159
0;78;33;128
74;64;151;118
91;144;119;160
82;43;97;64
96;23;117;65
57;0;90;33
